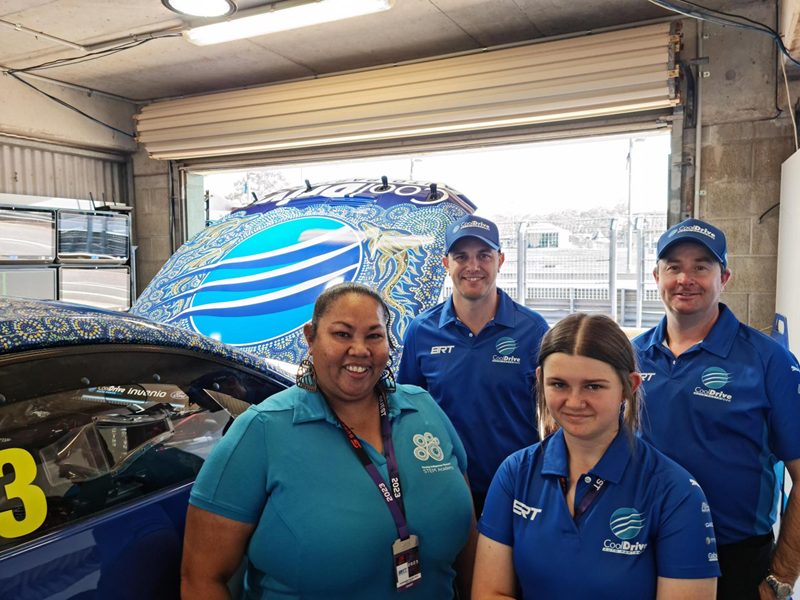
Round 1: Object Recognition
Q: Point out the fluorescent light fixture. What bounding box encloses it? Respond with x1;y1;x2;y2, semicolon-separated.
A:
184;0;394;46
163;0;236;18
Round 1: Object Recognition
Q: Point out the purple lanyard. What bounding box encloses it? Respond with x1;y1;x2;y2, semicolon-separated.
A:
559;475;607;521
329;390;410;540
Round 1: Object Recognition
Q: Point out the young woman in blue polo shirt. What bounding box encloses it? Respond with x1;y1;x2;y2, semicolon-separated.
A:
473;313;721;600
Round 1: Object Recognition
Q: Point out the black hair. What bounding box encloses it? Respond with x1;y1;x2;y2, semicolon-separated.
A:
307;282;391;341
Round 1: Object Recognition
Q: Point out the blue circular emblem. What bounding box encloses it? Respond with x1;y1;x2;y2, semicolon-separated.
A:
189;217;362;346
496;337;517;356
610;508;645;540
701;367;730;389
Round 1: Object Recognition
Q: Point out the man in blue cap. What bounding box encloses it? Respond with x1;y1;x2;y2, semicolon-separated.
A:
397;214;548;516
633;218;800;600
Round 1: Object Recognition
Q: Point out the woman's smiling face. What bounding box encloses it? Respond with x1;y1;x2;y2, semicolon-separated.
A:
539;352;634;445
304;292;390;406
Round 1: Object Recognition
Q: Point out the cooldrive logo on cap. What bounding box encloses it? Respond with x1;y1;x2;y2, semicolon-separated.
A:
459;220;491;232
669;224;716;239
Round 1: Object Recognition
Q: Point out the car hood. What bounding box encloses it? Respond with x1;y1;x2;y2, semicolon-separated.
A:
131;179;475;363
0;297;287;382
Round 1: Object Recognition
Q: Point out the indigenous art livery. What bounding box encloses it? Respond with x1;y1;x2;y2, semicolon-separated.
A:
131;179;476;362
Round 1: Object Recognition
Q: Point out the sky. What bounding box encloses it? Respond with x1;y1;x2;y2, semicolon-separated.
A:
202;132;671;219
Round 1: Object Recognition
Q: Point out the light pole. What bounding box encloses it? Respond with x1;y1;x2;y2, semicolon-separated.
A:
626;138;645;272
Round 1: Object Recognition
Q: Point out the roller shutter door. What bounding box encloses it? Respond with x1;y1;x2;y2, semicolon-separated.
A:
136;23;680;163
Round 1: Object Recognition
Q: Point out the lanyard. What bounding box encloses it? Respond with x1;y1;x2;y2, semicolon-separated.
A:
559;475;607;521
329;390;410;540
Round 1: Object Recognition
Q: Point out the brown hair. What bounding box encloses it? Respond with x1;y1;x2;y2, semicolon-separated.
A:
536;313;641;442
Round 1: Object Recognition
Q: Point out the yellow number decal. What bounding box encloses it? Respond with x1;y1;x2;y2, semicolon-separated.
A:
0;448;47;538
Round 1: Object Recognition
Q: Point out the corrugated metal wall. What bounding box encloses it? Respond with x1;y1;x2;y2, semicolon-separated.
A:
0;138;128;204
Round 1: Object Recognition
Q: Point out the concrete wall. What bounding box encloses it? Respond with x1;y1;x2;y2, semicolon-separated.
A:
681;2;798;332
0;75;137;153
132;146;176;296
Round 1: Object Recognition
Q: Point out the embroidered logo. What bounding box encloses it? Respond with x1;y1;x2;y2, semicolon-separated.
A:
512;500;542;521
496;337;517;355
602;508;648;556
700;367;731;389
610;508;646;540
694;367;733;402
413;432;443;462
493;336;521;364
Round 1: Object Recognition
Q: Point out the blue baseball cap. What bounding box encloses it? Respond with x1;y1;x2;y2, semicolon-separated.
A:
657;218;728;267
445;215;501;254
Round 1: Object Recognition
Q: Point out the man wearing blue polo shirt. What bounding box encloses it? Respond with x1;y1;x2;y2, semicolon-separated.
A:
634;218;800;600
397;214;548;516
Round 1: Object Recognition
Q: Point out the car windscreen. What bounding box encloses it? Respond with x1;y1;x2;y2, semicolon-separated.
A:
0;346;286;554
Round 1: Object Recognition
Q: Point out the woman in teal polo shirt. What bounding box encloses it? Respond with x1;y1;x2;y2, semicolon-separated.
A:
181;282;475;599
473;313;720;600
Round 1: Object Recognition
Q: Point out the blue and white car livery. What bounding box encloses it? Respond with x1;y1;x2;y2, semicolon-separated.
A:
131;179;476;362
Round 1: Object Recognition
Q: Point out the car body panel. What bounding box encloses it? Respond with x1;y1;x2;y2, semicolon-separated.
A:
131;179;476;363
0;298;292;600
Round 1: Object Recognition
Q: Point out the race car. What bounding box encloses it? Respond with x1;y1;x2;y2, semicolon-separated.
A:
0;297;292;600
131;178;476;363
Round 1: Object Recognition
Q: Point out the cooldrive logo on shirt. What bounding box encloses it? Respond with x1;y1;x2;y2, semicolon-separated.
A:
693;367;733;402
493;337;521;364
602;508;647;556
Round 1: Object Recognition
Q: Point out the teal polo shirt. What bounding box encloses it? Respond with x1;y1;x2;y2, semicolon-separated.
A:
190;384;473;599
478;428;720;599
634;304;800;545
397;289;549;494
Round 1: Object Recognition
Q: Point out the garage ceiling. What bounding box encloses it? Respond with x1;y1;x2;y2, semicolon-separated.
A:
0;0;685;101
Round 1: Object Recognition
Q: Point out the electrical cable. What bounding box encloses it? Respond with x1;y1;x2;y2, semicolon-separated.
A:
646;0;800;67
6;72;136;138
780;56;799;151
6;35;180;74
670;0;780;36
758;202;780;224
12;42;148;73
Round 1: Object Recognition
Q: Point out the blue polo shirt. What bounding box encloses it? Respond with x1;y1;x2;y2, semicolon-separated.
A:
190;384;473;600
397;289;548;494
634;304;800;545
478;428;721;600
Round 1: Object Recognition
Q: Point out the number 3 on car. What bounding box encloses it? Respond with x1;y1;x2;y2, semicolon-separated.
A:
0;448;47;538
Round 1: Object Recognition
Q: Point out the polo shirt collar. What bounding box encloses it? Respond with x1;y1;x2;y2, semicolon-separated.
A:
292;388;417;425
640;303;737;359
698;303;738;358
438;289;515;329
541;426;631;485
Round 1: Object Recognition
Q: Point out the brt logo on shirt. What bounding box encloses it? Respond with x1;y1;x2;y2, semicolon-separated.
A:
602;508;648;556
492;337;521;364
693;367;733;402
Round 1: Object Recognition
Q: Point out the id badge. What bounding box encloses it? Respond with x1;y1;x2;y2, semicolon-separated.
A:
392;534;422;592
